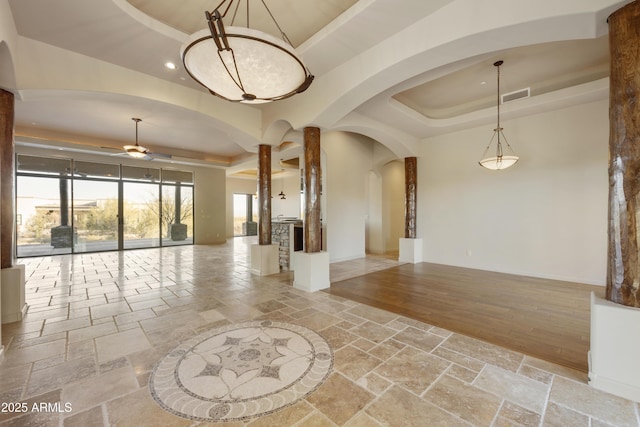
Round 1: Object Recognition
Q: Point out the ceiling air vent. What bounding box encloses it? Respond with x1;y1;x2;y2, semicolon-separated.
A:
501;87;530;104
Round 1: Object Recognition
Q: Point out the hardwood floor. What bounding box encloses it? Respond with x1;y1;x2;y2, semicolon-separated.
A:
326;262;605;373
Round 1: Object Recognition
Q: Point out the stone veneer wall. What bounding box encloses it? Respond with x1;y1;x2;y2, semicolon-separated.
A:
271;223;291;269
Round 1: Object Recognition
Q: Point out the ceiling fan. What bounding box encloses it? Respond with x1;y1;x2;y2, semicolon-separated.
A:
143;168;156;181
64;167;87;177
122;118;171;160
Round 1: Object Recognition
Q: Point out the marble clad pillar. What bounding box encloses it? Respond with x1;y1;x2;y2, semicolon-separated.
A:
606;0;640;307
303;127;322;253
0;88;26;323
251;144;279;275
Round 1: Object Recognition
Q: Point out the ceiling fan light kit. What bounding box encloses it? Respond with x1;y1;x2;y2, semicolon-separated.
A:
180;0;313;103
123;145;149;158
122;118;172;160
124;118;150;159
479;60;519;171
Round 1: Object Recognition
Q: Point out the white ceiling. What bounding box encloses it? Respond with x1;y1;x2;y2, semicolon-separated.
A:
128;0;359;48
4;0;629;172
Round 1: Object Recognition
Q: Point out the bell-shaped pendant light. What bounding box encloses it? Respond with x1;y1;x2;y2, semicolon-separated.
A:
479;60;519;170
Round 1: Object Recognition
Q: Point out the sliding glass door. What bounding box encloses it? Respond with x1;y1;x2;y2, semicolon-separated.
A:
17;155;195;257
161;184;194;246
72;179;119;253
16;175;72;257
122;182;161;249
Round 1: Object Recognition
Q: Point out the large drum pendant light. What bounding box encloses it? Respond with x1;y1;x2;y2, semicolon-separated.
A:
180;1;314;104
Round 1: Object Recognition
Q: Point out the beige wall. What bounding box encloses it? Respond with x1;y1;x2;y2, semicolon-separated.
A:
0;0;18;91
324;131;392;262
418;99;608;285
366;170;384;254
193;166;226;245
381;160;405;254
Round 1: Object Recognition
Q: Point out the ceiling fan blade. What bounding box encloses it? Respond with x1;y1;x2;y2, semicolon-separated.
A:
148;151;172;159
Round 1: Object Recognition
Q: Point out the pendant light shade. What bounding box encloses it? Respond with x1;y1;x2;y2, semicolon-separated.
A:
479;60;519;170
180;1;314;104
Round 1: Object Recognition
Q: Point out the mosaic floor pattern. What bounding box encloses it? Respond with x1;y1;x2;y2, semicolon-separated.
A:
150;320;333;422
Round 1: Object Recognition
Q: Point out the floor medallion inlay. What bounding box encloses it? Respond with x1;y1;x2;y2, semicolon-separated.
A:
149;320;333;422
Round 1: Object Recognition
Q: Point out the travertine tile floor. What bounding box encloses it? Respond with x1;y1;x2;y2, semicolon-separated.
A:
0;238;638;426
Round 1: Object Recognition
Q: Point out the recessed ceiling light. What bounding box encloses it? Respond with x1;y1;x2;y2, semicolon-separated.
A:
480;81;487;85
165;62;177;70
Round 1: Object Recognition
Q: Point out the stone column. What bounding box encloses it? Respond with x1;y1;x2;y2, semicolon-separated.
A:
0;88;26;324
242;193;257;236
51;175;74;248
60;177;69;226
399;156;422;264
246;194;253;222
0;88;6;354
590;1;640;402
258;144;272;245
606;0;640;307
404;157;417;239
303;127;322;253
174;184;181;224
170;183;187;241
251;144;279;275
0;89;15;268
293;127;329;291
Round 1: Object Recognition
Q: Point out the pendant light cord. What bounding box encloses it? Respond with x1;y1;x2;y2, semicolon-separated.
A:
494;60;503;158
496;62;501;131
